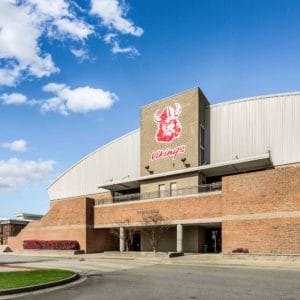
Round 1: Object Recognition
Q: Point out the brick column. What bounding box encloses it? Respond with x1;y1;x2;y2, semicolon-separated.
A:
176;224;183;253
120;227;125;252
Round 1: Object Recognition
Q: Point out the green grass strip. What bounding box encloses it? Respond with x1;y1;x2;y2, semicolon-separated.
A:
0;269;74;290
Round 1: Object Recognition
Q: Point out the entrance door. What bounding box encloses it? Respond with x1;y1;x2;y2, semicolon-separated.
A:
129;232;141;251
204;228;222;253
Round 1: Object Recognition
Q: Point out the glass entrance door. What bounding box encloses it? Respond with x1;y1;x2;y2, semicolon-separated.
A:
204;228;222;253
129;232;141;251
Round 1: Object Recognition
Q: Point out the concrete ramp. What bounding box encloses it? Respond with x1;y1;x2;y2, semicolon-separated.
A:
0;245;12;252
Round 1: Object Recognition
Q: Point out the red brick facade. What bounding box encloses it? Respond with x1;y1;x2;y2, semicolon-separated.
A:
94;193;222;225
8;165;300;254
222;165;300;254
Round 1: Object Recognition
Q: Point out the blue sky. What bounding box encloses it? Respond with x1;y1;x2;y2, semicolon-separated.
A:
1;0;300;217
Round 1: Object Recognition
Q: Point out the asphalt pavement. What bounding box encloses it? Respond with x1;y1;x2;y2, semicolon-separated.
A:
13;264;300;300
1;254;300;300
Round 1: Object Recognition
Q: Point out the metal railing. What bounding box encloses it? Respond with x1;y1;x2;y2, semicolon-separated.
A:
95;182;222;206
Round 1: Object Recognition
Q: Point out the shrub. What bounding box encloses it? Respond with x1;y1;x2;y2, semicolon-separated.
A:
23;240;80;250
232;248;249;253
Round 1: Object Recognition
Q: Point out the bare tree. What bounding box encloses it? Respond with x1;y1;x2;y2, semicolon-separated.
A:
140;212;169;252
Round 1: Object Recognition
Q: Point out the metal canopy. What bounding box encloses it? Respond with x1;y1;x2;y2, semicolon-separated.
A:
98;153;272;191
101;182;140;191
198;154;272;177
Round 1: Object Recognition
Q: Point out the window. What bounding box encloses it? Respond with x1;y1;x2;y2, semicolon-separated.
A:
201;148;205;165
170;182;177;196
200;124;205;165
200;124;205;149
159;184;165;198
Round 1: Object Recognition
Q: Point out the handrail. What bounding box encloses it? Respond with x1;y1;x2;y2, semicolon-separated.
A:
95;182;222;206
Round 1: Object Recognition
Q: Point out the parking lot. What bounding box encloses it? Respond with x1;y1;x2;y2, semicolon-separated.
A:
1;254;300;299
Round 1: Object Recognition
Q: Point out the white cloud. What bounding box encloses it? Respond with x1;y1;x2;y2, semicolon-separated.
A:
0;66;23;87
1;139;28;152
0;158;55;191
0;92;38;106
0;93;27;105
103;32;139;56
0;1;59;86
70;48;89;61
41;83;117;115
103;33;118;43
111;41;139;56
90;0;143;36
26;0;70;19
0;0;94;86
0;0;143;86
52;18;94;41
25;0;93;40
0;83;117;115
40;97;68;116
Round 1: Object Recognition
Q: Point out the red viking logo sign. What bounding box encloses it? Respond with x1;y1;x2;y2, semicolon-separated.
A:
154;103;182;143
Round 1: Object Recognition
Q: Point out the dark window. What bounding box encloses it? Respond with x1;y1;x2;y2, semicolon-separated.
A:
200;125;205;149
200;124;206;165
201;148;205;165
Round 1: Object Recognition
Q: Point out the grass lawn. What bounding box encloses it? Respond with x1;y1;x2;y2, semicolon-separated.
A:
0;269;75;290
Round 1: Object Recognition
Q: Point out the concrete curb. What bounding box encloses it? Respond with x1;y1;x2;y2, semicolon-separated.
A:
103;251;185;258
223;253;300;261
15;250;85;256
0;273;80;296
166;259;300;271
168;252;184;258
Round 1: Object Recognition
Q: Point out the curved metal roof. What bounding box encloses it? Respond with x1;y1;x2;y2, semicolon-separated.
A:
48;91;300;200
47;129;140;200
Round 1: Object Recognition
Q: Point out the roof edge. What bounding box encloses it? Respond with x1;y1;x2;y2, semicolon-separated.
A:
209;91;300;108
141;86;202;109
47;128;140;190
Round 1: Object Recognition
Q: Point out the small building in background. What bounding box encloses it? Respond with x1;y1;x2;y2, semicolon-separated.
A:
0;213;43;245
15;213;44;222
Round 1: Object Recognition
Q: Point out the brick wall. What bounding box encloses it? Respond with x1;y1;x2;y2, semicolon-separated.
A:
222;165;300;254
8;197;112;253
8;165;300;255
94;192;222;225
223;218;300;254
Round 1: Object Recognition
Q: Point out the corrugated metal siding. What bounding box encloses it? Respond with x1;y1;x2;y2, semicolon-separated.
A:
48;130;140;200
208;93;300;166
48;93;300;200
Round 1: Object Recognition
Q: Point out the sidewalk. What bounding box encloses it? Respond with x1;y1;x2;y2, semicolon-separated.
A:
1;252;300;271
167;253;300;270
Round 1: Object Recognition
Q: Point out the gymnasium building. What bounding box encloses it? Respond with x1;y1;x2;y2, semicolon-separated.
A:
8;87;300;254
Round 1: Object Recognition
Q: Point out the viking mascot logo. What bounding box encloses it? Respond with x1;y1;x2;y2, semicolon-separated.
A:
154;103;182;143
